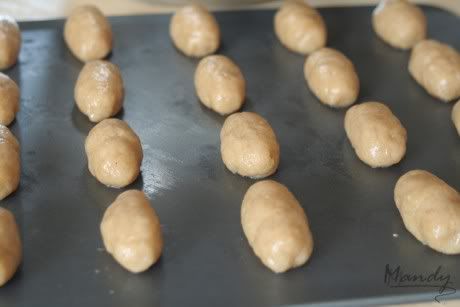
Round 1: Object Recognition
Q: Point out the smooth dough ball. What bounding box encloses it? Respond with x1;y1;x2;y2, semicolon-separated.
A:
169;4;220;58
345;102;407;168
74;60;124;122
453;101;460;135
372;0;426;49
0;73;19;126
304;48;359;107
242;180;313;273
274;0;327;55
395;170;460;254
0;207;21;286
194;55;245;115
101;190;163;273
220;112;279;178
64;5;113;62
85;119;143;188
0;125;19;200
409;40;460;102
0;16;21;70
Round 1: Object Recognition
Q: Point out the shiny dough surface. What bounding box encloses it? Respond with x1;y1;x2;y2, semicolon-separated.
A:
0;15;21;70
274;0;326;55
0;207;21;287
75;60;124;123
241;180;313;273
394;170;460;254
220;112;279;178
194;55;245;115
0;125;19;200
453;101;460;136
0;73;19;126
85;119;143;188
372;0;426;49
101;190;163;273
304;47;359;107
64;5;113;62
344;102;407;168
409;39;460;102
169;4;220;58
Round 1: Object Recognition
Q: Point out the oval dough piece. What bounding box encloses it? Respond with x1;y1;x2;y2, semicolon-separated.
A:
0;73;19;126
242;180;313;273
64;5;113;62
0;125;19;200
220;112;280;178
85;119;143;188
344;102;407;168
372;0;426;50
409;40;460;102
274;0;327;55
101;190;163;273
394;170;460;254
74;60;124;122
304;48;359;107
453;101;460;136
0;16;21;70
0;207;21;286
194;55;245;115
169;4;220;58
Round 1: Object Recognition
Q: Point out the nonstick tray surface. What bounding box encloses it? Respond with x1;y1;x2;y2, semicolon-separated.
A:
1;5;460;307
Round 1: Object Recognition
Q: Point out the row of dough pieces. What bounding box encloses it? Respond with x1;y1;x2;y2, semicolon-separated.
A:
1;0;460;285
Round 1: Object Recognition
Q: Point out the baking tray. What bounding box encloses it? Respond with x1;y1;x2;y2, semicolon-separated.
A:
1;5;459;307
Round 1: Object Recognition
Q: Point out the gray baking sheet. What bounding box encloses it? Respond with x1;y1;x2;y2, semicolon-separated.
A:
1;5;459;307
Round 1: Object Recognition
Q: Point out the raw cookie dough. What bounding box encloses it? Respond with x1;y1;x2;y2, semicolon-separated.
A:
101;190;163;273
220;112;279;178
85;119;143;188
0;125;19;200
0;73;19;126
170;4;220;58
453;101;460;135
0;207;21;286
394;170;460;254
64;5;113;62
304;48;359;107
345;102;407;168
0;16;21;70
194;55;245;115
409;40;460;102
74;60;124;122
274;0;327;55
241;180;314;273
372;0;426;50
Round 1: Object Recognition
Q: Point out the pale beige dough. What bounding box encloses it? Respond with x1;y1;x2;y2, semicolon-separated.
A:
395;170;460;254
0;73;19;126
453;101;460;135
274;0;327;55
304;48;359;108
409;40;460;102
170;4;220;58
372;0;426;50
241;180;313;273
0;207;21;286
194;55;245;115
0;125;19;200
0;16;21;70
74;60;124;122
64;5;113;62
344;102;407;168
220;112;279;178
85;119;143;188
101;190;163;273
